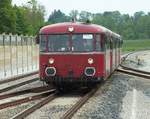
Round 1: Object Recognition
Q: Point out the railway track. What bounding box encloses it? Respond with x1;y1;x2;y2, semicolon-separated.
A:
11;86;100;119
11;92;58;119
119;51;150;79
0;71;38;85
0;89;56;110
116;65;150;79
0;74;39;93
0;71;58;118
61;87;99;119
0;86;52;100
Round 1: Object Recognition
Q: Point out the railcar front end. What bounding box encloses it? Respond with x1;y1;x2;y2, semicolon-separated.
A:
39;33;105;87
37;22;122;88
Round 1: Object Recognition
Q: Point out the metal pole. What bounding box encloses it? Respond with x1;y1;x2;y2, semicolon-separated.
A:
36;38;38;69
33;38;35;69
21;35;24;73
3;33;6;77
30;37;33;71
26;36;29;71
33;39;37;69
16;35;18;75
9;34;13;76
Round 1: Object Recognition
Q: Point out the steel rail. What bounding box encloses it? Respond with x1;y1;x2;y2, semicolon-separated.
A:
0;86;52;100
119;51;150;79
61;87;98;119
0;90;55;110
0;77;39;93
0;71;38;85
116;68;150;79
120;64;150;75
11;92;58;119
121;52;135;63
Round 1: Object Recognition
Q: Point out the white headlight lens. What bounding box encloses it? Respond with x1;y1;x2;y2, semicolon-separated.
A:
68;27;74;32
88;58;94;64
49;58;54;64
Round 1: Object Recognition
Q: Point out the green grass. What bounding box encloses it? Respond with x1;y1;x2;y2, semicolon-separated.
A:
122;39;150;53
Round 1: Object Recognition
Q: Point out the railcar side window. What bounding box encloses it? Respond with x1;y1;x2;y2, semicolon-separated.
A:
117;38;119;48
72;34;93;52
40;35;47;52
48;35;69;52
105;36;110;50
95;35;101;51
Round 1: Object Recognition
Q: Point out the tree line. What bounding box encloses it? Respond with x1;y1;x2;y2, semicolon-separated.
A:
0;0;45;35
48;10;150;40
0;0;150;40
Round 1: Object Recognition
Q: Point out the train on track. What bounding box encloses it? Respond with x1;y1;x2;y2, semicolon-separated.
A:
37;21;123;89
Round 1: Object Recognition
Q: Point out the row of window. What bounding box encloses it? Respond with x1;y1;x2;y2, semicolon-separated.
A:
105;36;122;50
40;34;103;52
40;34;122;52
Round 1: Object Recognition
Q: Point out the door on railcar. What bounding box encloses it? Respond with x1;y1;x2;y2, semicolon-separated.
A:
105;35;111;78
110;37;113;72
115;38;118;67
115;38;118;68
118;38;122;64
112;37;116;70
117;38;120;66
116;38;120;67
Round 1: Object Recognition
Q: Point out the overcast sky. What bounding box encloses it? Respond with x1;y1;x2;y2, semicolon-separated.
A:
12;0;150;19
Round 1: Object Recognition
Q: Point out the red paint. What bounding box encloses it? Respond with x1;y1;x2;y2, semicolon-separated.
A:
38;22;122;83
40;53;105;79
110;51;113;72
40;22;105;34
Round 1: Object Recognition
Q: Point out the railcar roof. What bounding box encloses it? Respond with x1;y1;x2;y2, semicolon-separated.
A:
40;22;120;37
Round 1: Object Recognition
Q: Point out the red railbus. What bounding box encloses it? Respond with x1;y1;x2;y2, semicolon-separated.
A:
37;22;122;89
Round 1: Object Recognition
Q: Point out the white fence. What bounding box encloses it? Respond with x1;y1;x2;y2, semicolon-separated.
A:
0;33;39;80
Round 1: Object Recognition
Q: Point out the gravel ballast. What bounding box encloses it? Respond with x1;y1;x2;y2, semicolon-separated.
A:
1;51;150;119
0;100;41;119
72;73;132;119
73;73;150;119
26;96;80;119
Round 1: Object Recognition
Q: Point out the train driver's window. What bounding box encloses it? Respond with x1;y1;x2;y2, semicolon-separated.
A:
83;34;93;51
95;34;101;51
40;35;47;52
72;34;93;52
103;36;107;51
48;35;69;52
72;34;84;51
105;36;110;50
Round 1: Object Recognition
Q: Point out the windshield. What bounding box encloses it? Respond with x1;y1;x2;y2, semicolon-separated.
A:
72;34;93;51
48;35;69;52
40;35;46;52
39;34;102;52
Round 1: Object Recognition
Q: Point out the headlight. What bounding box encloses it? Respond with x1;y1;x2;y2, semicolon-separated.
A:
45;67;56;76
84;67;95;76
88;58;94;64
49;58;54;64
